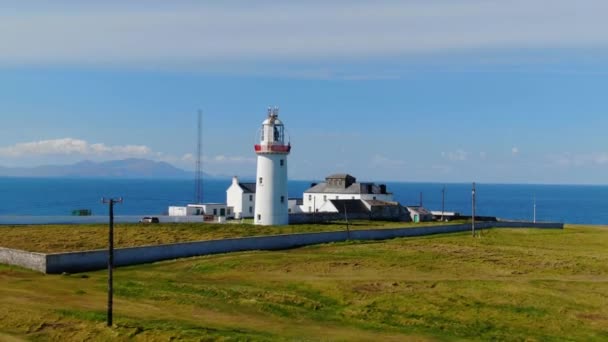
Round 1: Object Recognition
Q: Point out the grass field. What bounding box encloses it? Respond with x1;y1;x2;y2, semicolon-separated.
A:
1;226;608;341
0;220;463;253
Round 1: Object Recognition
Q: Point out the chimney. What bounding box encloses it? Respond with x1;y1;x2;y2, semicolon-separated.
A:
380;184;387;194
232;176;239;185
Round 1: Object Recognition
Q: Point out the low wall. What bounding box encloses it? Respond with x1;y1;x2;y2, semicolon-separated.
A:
5;221;564;274
0;247;46;273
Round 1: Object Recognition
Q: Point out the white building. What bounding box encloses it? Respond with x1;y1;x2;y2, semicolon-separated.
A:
301;174;393;213
288;198;304;214
226;176;256;219
406;206;434;223
168;203;233;218
254;107;291;225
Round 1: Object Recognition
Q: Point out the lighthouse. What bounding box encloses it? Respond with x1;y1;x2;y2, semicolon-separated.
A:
254;107;291;225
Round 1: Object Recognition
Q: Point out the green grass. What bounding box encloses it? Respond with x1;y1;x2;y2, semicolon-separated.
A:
0;220;465;253
2;225;608;341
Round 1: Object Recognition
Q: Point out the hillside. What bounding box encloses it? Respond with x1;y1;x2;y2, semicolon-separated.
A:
0;158;202;179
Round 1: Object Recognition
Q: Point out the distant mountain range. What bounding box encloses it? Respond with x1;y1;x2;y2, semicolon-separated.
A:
0;158;213;179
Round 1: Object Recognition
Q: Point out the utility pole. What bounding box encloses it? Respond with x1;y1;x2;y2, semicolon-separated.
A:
102;197;122;327
195;110;203;204
441;185;446;222
344;203;350;239
533;194;537;224
471;183;476;237
313;197;316;223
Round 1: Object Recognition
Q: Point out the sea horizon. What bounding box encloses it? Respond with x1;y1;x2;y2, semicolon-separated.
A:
1;177;607;225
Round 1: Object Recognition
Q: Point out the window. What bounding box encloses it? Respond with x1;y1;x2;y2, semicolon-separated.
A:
373;196;377;200
288;208;292;213
323;195;327;202
249;195;253;201
281;196;285;203
308;194;312;201
259;177;263;185
280;159;284;167
257;214;261;221
213;209;217;215
261;126;264;141
228;209;231;215
249;206;253;213
336;196;339;199
352;196;355;200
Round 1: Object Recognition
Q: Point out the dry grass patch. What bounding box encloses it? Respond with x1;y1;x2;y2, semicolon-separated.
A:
0;220;464;253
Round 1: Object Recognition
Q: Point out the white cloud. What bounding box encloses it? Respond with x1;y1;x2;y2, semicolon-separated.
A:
441;150;469;161
549;152;608;167
1;1;607;70
0;138;259;176
181;153;195;162
212;155;255;164
0;138;150;157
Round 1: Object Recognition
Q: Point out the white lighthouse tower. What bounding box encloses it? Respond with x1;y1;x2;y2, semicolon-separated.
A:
254;107;291;225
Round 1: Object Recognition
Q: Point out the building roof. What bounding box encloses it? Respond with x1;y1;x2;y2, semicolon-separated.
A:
289;198;304;205
364;200;400;207
238;182;256;194
326;173;355;179
406;206;433;215
305;182;388;195
329;199;370;214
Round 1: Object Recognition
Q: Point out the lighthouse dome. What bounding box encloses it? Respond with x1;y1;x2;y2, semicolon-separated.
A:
262;117;283;126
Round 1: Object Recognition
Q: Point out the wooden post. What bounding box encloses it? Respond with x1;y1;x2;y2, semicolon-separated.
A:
102;197;122;327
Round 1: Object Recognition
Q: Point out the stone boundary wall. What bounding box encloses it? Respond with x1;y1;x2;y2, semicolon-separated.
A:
0;247;46;273
2;221;563;274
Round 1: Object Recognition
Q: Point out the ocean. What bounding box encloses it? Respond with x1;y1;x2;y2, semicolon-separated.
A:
0;177;607;224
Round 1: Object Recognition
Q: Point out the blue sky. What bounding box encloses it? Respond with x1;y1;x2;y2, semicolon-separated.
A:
1;1;608;184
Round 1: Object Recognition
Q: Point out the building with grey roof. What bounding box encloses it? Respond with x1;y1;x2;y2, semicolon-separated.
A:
301;174;393;213
226;176;257;219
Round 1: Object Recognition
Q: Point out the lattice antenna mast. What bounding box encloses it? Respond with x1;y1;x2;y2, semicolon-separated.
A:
195;110;203;204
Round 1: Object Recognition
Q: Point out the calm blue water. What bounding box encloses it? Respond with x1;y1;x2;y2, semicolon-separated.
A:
0;177;607;224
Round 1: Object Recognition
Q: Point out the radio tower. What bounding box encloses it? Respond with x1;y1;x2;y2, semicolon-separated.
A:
195;110;203;204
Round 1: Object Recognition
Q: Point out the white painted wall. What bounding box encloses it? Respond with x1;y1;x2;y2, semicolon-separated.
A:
241;193;255;218
168;206;188;216
254;112;289;226
226;176;255;219
302;192;393;213
186;204;232;217
169;204;233;217
317;200;339;213
255;153;288;225
288;199;304;214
